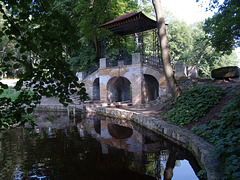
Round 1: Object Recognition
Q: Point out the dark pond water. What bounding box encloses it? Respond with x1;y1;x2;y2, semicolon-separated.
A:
0;112;205;180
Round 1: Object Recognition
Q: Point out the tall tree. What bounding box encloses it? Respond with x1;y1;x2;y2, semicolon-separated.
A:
197;0;240;54
74;0;139;61
152;0;181;97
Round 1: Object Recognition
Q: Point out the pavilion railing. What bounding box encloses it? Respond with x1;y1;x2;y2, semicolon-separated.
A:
141;54;162;70
106;55;132;68
82;54;162;79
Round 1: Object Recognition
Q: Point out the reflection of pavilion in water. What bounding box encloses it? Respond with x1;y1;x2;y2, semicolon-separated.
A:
77;115;167;154
77;114;203;179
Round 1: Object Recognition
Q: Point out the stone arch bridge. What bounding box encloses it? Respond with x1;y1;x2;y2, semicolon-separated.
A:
78;53;169;106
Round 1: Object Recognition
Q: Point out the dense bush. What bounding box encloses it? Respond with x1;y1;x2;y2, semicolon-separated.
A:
0;87;36;102
193;88;240;180
0;87;20;101
166;84;224;126
0;87;37;128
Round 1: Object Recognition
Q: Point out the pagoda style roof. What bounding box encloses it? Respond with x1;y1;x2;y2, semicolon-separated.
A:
100;12;157;36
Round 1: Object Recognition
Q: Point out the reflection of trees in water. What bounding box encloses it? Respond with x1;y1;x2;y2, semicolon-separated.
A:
0;128;25;179
145;151;168;179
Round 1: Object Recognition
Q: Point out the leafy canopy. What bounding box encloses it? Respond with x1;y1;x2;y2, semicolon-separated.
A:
164;11;239;78
197;0;240;53
0;0;88;128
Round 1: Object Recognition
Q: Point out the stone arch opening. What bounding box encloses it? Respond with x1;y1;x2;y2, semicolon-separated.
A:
107;76;132;103
143;74;159;102
93;78;100;100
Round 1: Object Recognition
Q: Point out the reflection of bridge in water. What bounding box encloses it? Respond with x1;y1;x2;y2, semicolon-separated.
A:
78;113;167;154
77;114;203;179
29;111;203;179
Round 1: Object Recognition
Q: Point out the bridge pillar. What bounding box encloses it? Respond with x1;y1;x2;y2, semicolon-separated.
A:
99;58;108;103
130;67;146;105
132;53;142;65
99;76;109;103
77;72;84;81
131;53;145;105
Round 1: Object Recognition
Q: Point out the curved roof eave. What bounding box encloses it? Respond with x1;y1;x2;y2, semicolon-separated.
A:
100;12;157;36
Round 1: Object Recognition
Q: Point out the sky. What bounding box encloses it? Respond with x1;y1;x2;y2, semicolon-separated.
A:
161;0;214;24
161;0;240;63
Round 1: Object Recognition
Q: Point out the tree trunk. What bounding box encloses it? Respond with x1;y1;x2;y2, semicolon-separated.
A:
164;152;177;180
152;0;181;97
94;37;101;62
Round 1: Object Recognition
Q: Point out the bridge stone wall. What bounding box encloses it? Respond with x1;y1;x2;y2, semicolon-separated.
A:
80;53;168;105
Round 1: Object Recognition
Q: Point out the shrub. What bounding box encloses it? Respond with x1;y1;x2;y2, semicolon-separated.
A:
0;87;37;128
0;87;35;102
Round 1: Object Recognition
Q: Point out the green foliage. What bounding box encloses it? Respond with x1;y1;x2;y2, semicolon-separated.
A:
166;15;194;63
73;0;139;61
165;11;239;78
212;50;240;70
0;87;40;128
69;44;97;72
197;0;240;53
193;87;240;179
0;87;23;101
166;84;224;126
0;0;89;128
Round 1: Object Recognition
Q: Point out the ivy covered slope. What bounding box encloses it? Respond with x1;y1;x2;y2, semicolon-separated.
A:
166;84;225;126
193;87;240;180
166;84;240;180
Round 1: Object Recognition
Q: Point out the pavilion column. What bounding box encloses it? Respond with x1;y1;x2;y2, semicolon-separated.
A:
101;38;106;58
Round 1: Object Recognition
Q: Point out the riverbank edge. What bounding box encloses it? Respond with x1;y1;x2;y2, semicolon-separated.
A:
35;104;223;180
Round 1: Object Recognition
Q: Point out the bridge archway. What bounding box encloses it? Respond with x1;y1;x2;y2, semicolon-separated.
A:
143;74;159;102
93;78;100;100
107;76;132;103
